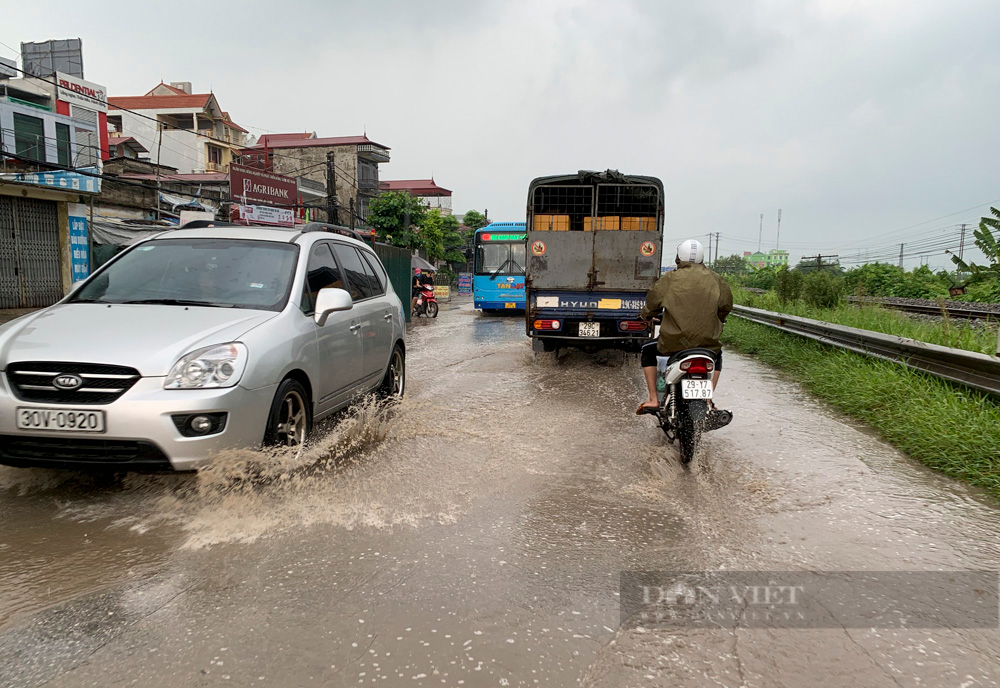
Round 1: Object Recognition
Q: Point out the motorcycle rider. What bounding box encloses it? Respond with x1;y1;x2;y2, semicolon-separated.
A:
411;268;435;315
636;239;733;414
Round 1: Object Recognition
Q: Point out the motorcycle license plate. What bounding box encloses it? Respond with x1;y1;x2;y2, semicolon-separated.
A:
681;379;713;399
17;407;106;433
579;322;600;337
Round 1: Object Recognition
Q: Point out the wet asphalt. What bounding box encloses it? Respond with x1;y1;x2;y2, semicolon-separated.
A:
1;298;999;687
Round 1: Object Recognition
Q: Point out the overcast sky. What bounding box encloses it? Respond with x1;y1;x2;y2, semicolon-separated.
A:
6;0;999;268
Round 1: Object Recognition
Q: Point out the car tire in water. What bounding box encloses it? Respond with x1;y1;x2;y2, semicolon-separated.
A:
426;301;439;318
263;378;312;449
377;344;406;399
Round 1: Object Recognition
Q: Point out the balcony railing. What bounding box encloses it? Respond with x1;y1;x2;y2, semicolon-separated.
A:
358;177;380;190
206;161;226;173
0;126;99;172
357;144;390;163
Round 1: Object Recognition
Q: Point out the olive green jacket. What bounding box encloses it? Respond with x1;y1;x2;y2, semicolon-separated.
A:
639;262;733;354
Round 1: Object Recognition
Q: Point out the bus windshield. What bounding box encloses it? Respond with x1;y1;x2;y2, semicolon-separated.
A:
475;242;526;276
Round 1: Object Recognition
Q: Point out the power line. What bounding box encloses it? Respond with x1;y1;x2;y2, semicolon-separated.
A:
0;60;374;181
0;150;334;210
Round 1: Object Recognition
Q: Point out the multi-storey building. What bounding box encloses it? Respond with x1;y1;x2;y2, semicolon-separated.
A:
744;249;790;269
0;64;105;307
379;179;452;216
107;82;250;174
239;132;390;223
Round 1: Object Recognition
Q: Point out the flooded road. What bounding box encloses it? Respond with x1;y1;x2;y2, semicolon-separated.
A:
1;298;998;687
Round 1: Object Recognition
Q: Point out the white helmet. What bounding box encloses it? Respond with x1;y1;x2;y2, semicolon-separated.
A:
676;239;705;264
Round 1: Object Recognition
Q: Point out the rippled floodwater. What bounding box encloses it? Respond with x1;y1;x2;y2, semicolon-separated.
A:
1;300;998;687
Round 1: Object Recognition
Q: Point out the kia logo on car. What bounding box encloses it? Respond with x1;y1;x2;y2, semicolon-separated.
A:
52;374;83;391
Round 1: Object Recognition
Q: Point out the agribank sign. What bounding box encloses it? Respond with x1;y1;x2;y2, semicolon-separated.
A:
229;164;298;208
55;72;107;113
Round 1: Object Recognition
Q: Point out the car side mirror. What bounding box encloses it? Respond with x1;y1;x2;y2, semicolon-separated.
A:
314;287;353;326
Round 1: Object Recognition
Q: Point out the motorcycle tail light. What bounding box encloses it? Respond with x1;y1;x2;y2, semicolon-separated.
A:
533;319;561;330
680;357;714;374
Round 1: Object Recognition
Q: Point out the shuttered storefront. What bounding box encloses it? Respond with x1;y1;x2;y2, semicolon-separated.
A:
0;196;63;308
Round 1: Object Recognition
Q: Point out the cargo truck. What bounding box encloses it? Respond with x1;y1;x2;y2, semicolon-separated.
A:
524;170;664;353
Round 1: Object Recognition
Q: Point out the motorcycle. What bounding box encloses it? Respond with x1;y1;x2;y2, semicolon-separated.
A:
641;339;733;465
413;286;439;318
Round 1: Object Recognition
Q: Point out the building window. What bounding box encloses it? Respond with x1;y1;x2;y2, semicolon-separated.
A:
13;113;45;162
70;106;99;167
55;123;71;167
208;145;223;165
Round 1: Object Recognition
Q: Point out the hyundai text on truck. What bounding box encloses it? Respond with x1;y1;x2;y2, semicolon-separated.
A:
524;170;665;353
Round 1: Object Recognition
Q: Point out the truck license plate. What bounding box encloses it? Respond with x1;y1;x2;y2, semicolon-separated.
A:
16;407;106;433
681;380;713;399
578;322;600;337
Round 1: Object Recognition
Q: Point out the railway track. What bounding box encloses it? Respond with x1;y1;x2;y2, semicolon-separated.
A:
846;296;1000;321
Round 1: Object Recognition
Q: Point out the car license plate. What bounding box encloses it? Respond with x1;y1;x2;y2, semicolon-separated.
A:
505;302;516;309
579;322;600;337
16;407;106;433
681;379;713;399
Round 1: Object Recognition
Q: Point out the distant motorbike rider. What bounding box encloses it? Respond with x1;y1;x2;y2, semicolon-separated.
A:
411;268;435;314
636;239;733;414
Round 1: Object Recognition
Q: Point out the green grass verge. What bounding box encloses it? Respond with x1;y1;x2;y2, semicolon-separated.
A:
733;287;998;355
722;316;1000;499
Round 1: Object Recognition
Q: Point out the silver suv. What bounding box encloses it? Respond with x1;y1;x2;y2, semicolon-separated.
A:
0;222;406;471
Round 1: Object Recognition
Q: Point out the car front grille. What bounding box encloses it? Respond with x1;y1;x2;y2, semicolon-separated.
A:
7;362;141;405
0;435;172;469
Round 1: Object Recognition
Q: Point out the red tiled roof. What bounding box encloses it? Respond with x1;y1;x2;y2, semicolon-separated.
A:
379;179;451;196
257;133;315;146
245;134;389;151
107;136;148;152
222;118;248;134
147;82;189;96
108;93;213;110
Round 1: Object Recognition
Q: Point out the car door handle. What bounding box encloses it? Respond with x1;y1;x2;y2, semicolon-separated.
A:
350;323;361;332
383;314;392;321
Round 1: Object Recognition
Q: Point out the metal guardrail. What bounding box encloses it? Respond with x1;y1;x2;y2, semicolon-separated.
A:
732;305;1000;397
846;296;1000;321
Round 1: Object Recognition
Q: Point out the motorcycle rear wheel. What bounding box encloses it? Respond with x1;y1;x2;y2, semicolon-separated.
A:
676;400;705;466
426;301;439;318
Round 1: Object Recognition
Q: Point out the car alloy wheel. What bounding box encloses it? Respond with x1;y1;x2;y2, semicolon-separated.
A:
277;390;307;446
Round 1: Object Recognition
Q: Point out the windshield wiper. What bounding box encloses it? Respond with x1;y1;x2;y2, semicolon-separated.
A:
118;299;235;308
490;258;512;281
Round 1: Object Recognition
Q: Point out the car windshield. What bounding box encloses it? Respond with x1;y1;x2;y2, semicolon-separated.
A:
71;238;299;311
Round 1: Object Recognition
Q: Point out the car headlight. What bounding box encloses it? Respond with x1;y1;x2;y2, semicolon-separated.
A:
164;343;248;389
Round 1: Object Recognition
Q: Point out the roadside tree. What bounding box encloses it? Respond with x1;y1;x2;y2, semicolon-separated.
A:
368;191;427;249
462;210;489;231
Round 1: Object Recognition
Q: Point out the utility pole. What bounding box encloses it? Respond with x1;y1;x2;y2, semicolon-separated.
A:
715;232;721;262
154;122;163;222
811;254;839;272
349;197;355;232
959;224;967;263
326;151;339;225
706;233;713;263
758;213;763;253
898;243;904;269
776;208;782;251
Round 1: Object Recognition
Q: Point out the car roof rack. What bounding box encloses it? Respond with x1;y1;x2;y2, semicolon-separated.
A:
178;220;240;229
299;222;370;244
